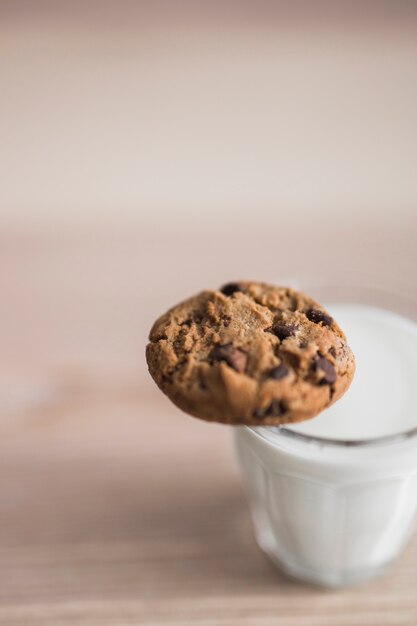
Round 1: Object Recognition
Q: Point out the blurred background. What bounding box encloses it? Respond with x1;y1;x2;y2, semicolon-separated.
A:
2;0;417;402
1;1;417;623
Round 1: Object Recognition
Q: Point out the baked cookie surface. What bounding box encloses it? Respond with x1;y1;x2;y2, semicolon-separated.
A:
146;281;355;425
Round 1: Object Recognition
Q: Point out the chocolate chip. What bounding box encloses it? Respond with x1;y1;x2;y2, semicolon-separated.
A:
220;283;244;296
328;346;336;358
266;400;286;417
269;364;289;380
306;309;333;327
254;400;286;419
267;324;297;341
211;343;247;373
316;357;337;384
193;311;205;323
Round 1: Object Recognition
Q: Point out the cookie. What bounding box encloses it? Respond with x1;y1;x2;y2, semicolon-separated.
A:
146;281;355;426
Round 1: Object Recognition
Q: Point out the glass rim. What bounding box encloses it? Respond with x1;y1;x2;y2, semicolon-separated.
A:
247;423;417;449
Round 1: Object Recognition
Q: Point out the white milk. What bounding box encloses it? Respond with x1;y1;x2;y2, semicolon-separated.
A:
234;304;417;587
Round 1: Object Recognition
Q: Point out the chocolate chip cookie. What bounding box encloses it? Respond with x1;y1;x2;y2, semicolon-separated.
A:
146;281;355;426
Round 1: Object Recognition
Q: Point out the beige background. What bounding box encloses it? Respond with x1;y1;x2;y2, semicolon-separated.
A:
1;2;417;624
1;0;417;228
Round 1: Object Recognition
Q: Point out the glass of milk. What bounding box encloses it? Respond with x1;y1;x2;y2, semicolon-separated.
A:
234;282;417;587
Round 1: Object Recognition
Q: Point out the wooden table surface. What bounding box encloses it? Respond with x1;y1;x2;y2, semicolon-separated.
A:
1;226;417;625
